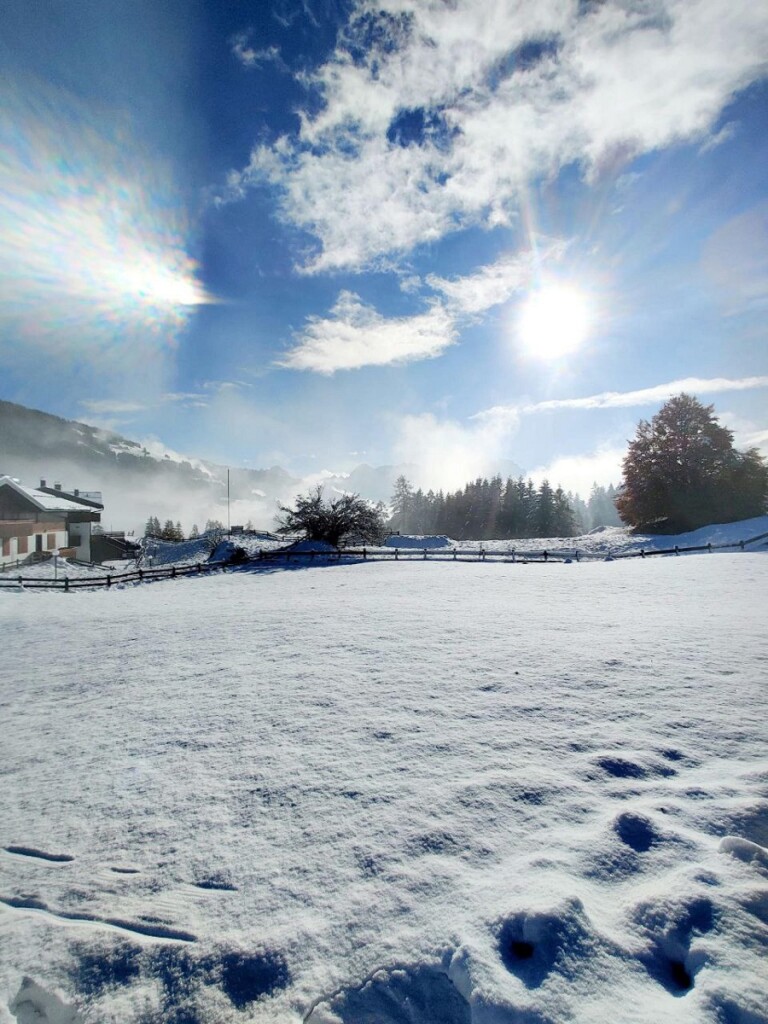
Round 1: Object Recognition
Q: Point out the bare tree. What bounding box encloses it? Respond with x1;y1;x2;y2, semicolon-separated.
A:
278;487;385;547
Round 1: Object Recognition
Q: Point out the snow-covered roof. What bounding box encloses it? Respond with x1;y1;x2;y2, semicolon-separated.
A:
0;475;103;512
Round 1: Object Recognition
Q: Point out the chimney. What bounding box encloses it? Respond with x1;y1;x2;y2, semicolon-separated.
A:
40;479;46;488
74;488;79;497
54;482;62;490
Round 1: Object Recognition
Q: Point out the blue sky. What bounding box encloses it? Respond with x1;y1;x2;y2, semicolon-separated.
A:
1;0;767;495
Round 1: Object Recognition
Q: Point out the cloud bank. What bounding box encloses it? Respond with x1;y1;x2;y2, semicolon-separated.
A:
227;0;768;272
395;374;768;492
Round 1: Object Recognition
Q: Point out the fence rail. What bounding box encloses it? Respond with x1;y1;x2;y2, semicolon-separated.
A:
1;531;766;591
0;560;228;590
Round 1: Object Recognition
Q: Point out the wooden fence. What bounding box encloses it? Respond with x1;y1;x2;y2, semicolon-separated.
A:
0;560;228;591
1;530;766;591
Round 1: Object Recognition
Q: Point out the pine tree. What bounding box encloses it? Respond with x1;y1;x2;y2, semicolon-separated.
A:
389;476;415;533
553;486;576;537
534;480;556;537
189;524;200;539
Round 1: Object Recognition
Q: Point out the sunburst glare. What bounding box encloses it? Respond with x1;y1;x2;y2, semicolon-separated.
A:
517;283;592;361
0;80;212;366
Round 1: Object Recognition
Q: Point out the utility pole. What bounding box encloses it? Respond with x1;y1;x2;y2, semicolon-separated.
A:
227;469;231;538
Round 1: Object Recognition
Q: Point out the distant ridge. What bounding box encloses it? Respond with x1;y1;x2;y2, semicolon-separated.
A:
0;399;527;531
0;399;299;532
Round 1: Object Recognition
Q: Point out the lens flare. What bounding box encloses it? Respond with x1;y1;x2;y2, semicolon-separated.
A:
0;79;212;375
517;283;591;360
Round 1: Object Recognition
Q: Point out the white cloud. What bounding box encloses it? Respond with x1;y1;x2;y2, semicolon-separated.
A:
80;399;146;415
427;241;567;315
528;444;626;496
225;0;768;272
231;32;285;70
279;291;457;373
393;409;520;492
475;375;768;429
161;391;207;403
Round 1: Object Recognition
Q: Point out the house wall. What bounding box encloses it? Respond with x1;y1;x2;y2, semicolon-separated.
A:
0;520;69;566
66;520;93;562
0;484;101;567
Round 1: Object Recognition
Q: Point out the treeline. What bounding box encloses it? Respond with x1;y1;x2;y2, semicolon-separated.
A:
144;517;226;541
388;476;621;541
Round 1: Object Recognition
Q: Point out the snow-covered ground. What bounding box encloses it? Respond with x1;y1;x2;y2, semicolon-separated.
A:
5;517;764;584
1;555;766;1024
382;515;768;558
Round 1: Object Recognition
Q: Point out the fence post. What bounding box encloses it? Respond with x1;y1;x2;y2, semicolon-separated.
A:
423;548;427;560
395;548;399;561
107;575;112;587
640;549;645;558
363;547;367;560
481;549;486;561
739;539;745;550
18;576;22;585
675;545;679;555
511;549;515;563
64;577;69;592
197;563;202;573
453;548;457;560
543;550;548;562
171;566;176;577
575;550;580;562
707;542;712;553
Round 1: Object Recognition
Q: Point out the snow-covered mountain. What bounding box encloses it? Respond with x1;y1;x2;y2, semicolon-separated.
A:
3;400;503;533
0;400;304;534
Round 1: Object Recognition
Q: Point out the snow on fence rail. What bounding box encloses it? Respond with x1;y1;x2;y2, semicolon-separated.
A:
0;560;229;590
1;531;766;591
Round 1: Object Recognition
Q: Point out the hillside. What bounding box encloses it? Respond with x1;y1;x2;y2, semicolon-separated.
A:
0;401;338;533
0;401;528;534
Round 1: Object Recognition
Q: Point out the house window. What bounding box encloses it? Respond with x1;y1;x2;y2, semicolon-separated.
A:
18;536;28;554
69;534;81;547
35;534;43;553
47;533;57;550
2;538;9;557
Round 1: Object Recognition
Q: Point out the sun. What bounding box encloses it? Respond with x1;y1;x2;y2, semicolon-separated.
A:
517;284;591;360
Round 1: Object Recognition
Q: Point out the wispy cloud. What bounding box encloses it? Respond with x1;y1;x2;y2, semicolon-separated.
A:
225;0;768;272
161;391;207;403
80;399;146;415
527;445;627;497
475;375;768;427
279;291;457;373
230;32;286;71
427;241;567;315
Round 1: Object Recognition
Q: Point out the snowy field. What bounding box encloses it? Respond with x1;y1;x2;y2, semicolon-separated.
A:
4;516;767;584
1;555;767;1023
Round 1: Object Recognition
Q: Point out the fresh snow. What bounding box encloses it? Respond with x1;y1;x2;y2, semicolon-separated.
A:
1;552;767;1023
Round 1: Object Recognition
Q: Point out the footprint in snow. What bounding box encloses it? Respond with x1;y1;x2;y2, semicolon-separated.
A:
10;977;80;1024
632;895;715;995
5;845;74;863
